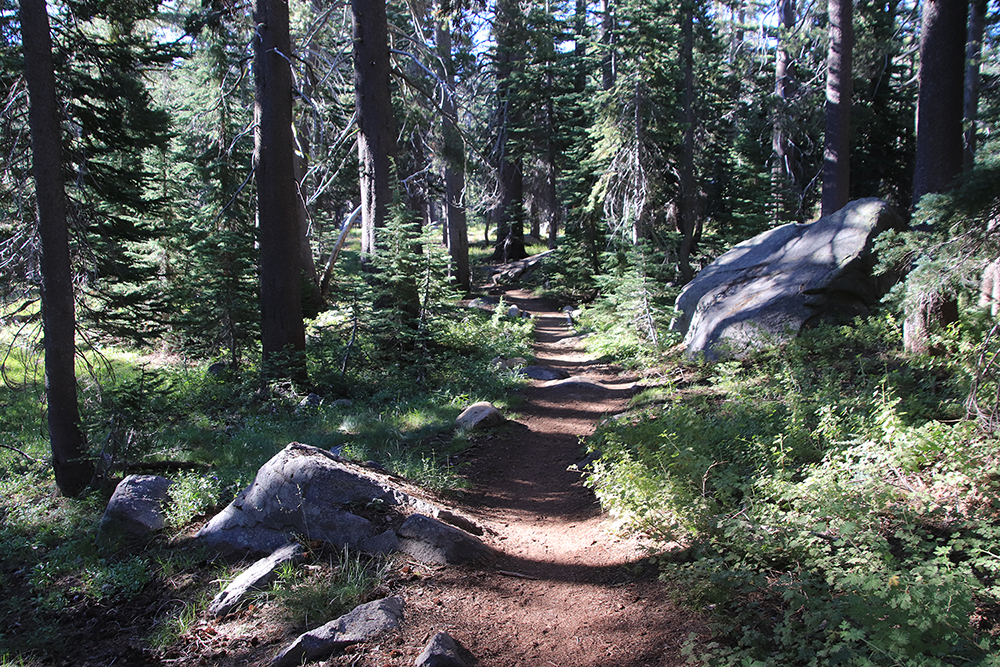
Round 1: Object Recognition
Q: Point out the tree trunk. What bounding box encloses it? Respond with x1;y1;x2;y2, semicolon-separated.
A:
254;0;306;381
678;1;699;284
771;0;799;223
821;0;853;216
911;0;967;206
963;0;987;171
435;8;470;292
601;0;616;91
491;0;528;263
21;0;95;496
352;0;398;257
904;0;968;355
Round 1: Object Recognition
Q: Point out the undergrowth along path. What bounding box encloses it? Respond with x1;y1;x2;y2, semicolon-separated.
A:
379;290;705;667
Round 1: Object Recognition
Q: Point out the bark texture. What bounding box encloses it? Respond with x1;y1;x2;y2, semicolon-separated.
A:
435;10;470;291
911;0;968;205
352;0;398;257
254;0;306;380
821;0;853;216
21;0;94;496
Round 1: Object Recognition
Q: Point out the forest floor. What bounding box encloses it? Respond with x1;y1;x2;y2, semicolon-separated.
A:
23;289;707;667
334;288;708;667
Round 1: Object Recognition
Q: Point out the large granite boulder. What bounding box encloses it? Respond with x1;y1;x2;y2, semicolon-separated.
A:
672;198;900;359
197;443;490;563
198;443;407;555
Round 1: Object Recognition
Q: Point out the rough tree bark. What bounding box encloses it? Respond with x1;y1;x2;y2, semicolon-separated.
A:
771;0;800;223
490;0;528;263
677;1;700;284
911;0;967;205
352;0;398;257
903;0;968;355
821;0;853;216
434;7;470;291
254;0;307;381
20;0;95;496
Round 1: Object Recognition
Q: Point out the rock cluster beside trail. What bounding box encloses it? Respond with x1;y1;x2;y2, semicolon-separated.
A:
672;198;900;360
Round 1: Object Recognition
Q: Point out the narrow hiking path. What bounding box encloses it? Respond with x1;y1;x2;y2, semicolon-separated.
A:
353;290;706;666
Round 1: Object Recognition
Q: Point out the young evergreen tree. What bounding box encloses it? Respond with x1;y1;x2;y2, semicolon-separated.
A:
165;7;258;368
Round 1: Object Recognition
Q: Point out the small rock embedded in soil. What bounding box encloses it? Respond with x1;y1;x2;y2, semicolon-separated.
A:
272;596;405;667
209;542;307;617
397;514;494;565
414;631;469;667
454;402;504;432
98;474;172;542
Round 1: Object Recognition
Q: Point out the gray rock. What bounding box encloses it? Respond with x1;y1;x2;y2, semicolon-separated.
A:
455;402;504;432
467;297;498;312
522;365;570;381
672;198;900;360
397;514;494;565
415;632;469;667
506;304;521;319
198;443;409;555
209;543;307;617
98;475;172;541
358;529;401;555
272;597;404;667
330;398;353;408
491;356;528;370
297;393;321;410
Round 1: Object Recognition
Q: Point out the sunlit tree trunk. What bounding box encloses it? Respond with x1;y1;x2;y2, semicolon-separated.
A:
352;0;398;257
821;0;853;216
21;0;94;496
254;0;307;381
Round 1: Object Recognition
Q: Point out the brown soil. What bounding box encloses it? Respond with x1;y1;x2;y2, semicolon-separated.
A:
345;289;707;667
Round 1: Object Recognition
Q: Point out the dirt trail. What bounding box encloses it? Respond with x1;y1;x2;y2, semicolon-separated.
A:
367;290;704;666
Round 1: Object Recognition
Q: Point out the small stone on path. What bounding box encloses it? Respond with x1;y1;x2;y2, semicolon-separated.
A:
414;631;468;667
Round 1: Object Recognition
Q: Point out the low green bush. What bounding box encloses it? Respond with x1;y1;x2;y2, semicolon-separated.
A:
587;315;1000;665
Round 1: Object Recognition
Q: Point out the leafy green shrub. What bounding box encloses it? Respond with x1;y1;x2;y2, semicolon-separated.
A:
167;473;221;528
587;316;1000;665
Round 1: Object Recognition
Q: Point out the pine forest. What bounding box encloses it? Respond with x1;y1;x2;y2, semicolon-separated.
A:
1;0;1000;664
